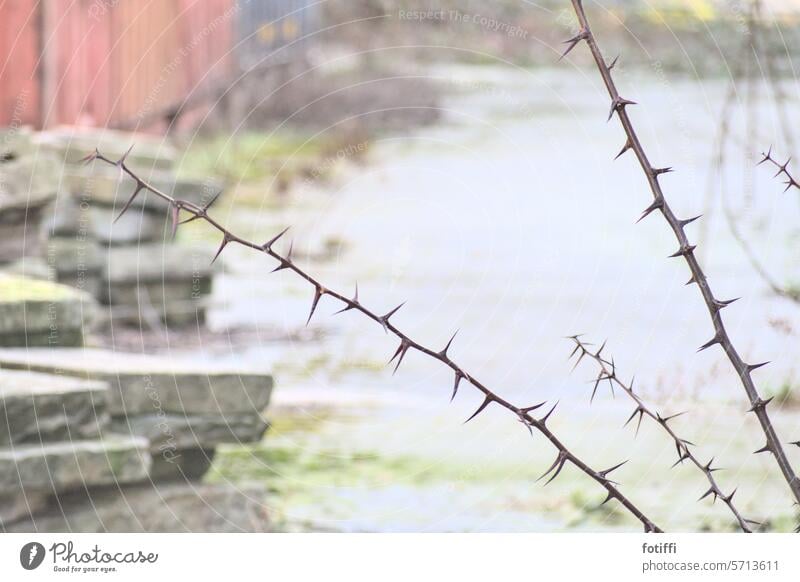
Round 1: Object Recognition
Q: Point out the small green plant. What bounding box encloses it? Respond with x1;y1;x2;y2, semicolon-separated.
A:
770;379;799;407
177;132;327;183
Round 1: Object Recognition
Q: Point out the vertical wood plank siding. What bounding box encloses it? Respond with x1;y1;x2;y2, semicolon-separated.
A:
0;0;40;127
0;0;241;128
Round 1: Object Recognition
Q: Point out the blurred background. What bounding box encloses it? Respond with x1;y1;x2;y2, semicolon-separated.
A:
1;0;800;532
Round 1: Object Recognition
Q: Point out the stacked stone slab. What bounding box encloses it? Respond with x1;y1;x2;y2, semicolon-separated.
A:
35;129;221;328
0;369;150;526
101;244;214;327
4;483;273;533
0;275;95;347
0;128;275;532
0;347;275;532
0;127;58;273
0;275;275;531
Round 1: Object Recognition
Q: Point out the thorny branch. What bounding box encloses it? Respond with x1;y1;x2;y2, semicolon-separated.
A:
564;0;800;506
569;336;757;533
760;147;800;194
85;147;662;532
758;148;800;302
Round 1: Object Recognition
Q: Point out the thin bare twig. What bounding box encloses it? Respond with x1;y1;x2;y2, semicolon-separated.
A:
565;0;800;506
722;201;800;303
697;17;748;258
760;147;800;194
84;147;662;532
569;336;758;532
753;0;797;168
707;0;800;304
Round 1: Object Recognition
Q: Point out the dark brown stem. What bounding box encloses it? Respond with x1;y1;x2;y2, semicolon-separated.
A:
760;148;800;194
567;0;800;506
85;149;663;533
570;337;757;532
757;150;800;298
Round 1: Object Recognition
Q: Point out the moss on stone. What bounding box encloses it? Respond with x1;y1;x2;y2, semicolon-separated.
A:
0;275;82;303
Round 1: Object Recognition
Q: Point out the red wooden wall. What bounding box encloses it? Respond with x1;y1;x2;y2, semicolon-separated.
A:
0;0;41;128
0;0;236;129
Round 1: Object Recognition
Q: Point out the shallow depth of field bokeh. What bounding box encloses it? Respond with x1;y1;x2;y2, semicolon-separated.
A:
1;0;799;532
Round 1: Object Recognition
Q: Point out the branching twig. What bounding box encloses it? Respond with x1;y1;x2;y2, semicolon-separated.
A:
84;147;663;532
569;336;758;533
760;147;800;194
722;185;800;303
564;0;800;506
757;149;800;297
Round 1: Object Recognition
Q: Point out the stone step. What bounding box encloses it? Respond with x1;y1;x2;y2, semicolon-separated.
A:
49;192;174;245
49;175;222;245
0;191;53;264
102;300;209;328
101;276;213;306
4;482;271;532
0;436;150;493
0;370;109;446
102;244;214;287
0;126;33;159
0;276;95;347
0;348;274;416
0;154;59;202
99;245;214;326
33;128;177;172
0;490;50;527
63;169;221;213
46;236;103;297
46;237;104;275
109;412;269;453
